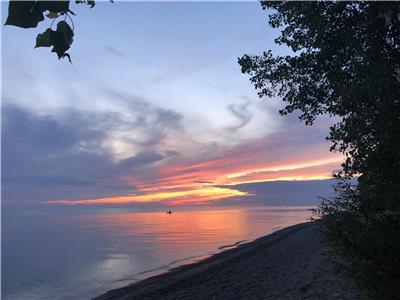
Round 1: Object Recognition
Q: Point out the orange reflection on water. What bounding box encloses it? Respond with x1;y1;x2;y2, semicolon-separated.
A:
79;210;250;245
70;208;312;251
59;208;313;283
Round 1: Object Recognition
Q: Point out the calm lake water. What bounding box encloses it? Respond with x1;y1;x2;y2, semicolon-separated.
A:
2;207;312;300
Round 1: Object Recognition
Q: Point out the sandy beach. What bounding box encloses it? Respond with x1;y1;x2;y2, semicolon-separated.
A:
93;222;366;300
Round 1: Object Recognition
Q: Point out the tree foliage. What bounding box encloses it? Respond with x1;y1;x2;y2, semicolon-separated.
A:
238;1;400;298
4;0;106;62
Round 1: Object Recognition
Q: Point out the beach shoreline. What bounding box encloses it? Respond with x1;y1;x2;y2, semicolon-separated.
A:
93;221;365;300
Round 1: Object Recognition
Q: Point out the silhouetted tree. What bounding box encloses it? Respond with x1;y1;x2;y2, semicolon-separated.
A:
238;1;400;299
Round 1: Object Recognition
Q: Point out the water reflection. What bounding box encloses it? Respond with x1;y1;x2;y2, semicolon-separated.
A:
3;207;312;300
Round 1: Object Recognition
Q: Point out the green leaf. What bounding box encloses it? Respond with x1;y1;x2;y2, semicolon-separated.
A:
45;21;74;62
5;1;45;28
33;21;74;63
5;1;70;29
57;21;74;45
51;30;71;61
46;12;59;19
35;29;54;48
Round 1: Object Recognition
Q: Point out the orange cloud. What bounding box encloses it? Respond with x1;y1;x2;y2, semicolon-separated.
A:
48;186;249;205
47;132;344;206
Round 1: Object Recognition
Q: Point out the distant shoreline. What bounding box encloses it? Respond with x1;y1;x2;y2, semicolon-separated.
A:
93;222;365;300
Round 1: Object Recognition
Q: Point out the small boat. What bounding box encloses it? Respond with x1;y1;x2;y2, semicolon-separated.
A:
166;210;172;214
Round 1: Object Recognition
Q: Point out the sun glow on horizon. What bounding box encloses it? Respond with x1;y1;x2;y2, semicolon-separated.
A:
47;154;342;206
47;186;249;205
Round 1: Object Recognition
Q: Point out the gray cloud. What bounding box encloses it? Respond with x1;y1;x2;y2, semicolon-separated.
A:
155;108;183;129
102;89;184;147
2;176;94;187
104;46;125;57
217;180;335;206
117;152;164;173
226;101;253;132
1;101;182;205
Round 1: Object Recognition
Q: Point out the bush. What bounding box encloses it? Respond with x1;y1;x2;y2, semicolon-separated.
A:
320;179;400;300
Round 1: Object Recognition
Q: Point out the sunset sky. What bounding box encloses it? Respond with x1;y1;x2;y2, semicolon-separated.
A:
2;2;342;207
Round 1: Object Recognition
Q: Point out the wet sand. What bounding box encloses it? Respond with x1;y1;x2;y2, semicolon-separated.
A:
93;222;366;300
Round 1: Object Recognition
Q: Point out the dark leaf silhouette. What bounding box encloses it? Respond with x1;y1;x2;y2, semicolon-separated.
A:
35;28;53;47
5;1;45;28
3;0;113;62
35;21;74;62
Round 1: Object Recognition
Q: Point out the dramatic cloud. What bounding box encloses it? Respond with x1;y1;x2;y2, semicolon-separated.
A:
2;2;343;207
2;95;342;207
1;101;180;204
